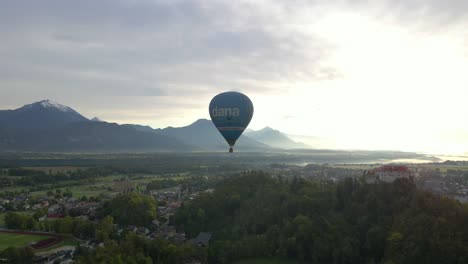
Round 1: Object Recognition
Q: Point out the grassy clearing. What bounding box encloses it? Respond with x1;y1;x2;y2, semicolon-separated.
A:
429;165;468;172
3;172;193;199
0;232;51;251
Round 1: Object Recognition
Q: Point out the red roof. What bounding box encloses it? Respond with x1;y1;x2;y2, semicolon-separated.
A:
47;214;64;218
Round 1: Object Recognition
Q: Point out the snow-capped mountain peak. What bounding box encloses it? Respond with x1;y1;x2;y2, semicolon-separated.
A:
8;99;90;130
38;99;73;112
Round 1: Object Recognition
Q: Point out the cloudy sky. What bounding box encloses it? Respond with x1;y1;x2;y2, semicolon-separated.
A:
1;0;468;154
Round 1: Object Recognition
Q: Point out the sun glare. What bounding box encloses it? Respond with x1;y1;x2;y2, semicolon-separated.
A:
248;13;468;154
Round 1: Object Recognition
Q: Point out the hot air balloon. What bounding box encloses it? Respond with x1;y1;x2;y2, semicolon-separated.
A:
209;91;254;153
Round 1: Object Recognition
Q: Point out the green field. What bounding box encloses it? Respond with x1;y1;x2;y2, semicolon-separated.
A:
25;172;192;198
22;166;87;173
0;232;51;251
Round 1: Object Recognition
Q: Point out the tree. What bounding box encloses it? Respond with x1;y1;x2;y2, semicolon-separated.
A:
96;216;115;241
74;235;204;264
63;189;73;198
99;193;157;226
4;212;35;230
0;246;34;264
172;172;468;264
73;220;96;239
54;216;74;234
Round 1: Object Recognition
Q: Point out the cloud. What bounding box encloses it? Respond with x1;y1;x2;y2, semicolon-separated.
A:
1;0;468;154
0;0;337;102
7;0;463;106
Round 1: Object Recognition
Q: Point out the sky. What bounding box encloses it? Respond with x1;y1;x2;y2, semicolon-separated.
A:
1;0;468;155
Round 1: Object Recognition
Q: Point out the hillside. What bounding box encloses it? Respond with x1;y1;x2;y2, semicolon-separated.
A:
0;100;194;152
157;119;271;151
0;100;272;152
245;127;308;149
0;100;88;131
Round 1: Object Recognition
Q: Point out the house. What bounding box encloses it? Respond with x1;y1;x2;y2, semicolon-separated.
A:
113;181;136;194
168;201;182;210
48;204;64;218
174;232;186;244
14;195;27;203
74;215;89;221
152;219;161;227
116;228;125;237
453;195;468;203
152;191;179;202
138;227;151;235
155;225;176;239
423;180;447;194
67;197;78;203
32;203;43;210
192;232;212;247
365;165;412;183
158;206;168;216
128;226;138;233
82;240;102;249
69;202;99;217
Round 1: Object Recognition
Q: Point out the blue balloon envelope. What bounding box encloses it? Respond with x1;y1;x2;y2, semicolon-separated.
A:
209;91;254;152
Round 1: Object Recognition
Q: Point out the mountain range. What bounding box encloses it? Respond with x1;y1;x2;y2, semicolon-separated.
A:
0;100;308;152
245;127;308;149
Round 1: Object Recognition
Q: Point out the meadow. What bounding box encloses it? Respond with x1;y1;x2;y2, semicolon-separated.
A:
25;172;192;198
0;232;50;251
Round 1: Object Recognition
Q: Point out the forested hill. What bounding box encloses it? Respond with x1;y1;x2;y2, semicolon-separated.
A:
172;172;468;264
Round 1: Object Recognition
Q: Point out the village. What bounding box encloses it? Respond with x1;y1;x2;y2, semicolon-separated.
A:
0;180;214;264
0;161;467;263
265;162;468;203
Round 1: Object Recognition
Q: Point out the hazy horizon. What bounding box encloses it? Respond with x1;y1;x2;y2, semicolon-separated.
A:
1;1;468;155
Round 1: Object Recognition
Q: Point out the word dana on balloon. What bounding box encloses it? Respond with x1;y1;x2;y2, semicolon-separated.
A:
211;106;241;117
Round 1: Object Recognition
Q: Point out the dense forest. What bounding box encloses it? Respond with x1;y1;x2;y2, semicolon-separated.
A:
171;172;468;264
